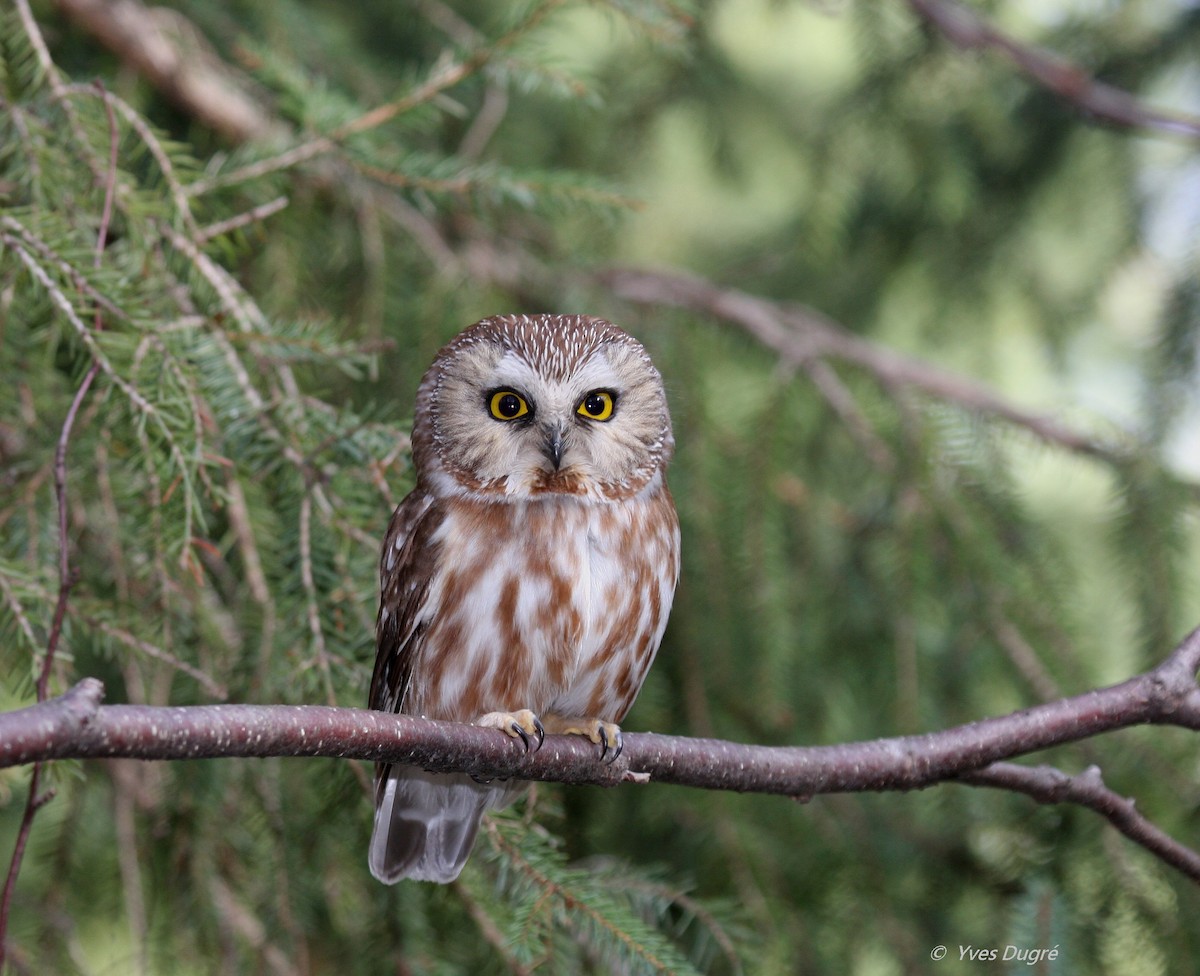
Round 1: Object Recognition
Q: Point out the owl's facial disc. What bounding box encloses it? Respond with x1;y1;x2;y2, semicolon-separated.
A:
431;338;668;499
480;362;613;484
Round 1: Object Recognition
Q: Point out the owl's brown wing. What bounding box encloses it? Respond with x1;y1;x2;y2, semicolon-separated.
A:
369;488;440;716
369;488;498;884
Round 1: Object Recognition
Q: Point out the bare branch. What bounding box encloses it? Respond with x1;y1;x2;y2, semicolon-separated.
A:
958;762;1200;885
3;627;1200;879
6;627;1200;787
0;630;1196;925
55;0;276;143
597;266;1130;464
905;0;1200;141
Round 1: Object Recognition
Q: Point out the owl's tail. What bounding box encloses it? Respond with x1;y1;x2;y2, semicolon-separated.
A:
368;766;506;884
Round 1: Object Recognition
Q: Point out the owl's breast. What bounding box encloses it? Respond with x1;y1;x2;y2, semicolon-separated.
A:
404;495;587;721
406;485;678;724
566;483;679;720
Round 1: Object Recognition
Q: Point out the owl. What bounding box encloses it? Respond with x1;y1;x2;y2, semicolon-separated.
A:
368;314;680;884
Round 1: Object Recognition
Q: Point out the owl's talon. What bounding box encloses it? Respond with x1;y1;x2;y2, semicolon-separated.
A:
607;728;624;763
542;714;624;763
477;709;545;754
598;725;624;763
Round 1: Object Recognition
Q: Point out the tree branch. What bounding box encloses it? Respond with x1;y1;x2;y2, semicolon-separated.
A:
958;762;1200;884
7;626;1200;788
904;0;1200;141
54;0;277;143
4;626;1200;881
597;266;1132;464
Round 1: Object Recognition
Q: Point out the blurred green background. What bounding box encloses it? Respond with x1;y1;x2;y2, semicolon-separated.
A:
2;0;1200;972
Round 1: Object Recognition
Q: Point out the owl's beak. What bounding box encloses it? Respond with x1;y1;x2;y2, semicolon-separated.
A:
540;423;566;470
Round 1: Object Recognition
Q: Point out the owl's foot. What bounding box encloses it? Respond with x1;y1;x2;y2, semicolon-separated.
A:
475;709;545;753
541;714;623;763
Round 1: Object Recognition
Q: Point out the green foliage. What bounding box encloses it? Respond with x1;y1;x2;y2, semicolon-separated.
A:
2;0;1200;973
474;811;736;975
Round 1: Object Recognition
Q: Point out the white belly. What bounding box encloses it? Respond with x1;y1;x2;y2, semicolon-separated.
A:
409;484;678;723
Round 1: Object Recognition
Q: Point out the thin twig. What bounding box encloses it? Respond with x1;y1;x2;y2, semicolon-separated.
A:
0;774;56;972
2;238;199;527
483;820;677;975
600;873;744;976
194;196;289;244
0;216;128;322
85;619;226;698
334;0;565;140
0;575;39;649
60;81;200;235
13;0;67;98
183;138;336;198
298;491;337;706
799;357;895;471
207;874;301;976
38;362;98;698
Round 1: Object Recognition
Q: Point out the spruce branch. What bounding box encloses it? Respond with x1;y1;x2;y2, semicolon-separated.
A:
58;0;1200;164
59;81;201;234
3;626;1200;885
180;0;570;198
481;818;701;976
0;85;120;971
1;233;202;549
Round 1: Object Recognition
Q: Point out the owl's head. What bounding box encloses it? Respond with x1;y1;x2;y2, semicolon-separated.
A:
411;315;673;500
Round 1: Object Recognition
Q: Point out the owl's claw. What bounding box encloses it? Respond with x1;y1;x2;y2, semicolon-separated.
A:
476;709;545;754
541;714;623;763
599;725;623;763
510;715;546;752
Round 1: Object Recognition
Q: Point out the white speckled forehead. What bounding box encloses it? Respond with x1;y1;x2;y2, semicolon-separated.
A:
489;346;625;396
439;314;648;383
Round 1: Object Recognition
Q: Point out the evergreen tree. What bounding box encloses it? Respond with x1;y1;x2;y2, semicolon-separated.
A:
2;1;1198;972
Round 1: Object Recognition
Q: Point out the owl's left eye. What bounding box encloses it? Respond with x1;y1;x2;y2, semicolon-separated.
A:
488;390;530;421
577;390;616;422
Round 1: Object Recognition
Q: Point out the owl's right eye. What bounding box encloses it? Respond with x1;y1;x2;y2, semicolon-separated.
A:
487;390;530;421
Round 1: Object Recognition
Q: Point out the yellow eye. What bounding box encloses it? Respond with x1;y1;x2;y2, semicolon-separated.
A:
577;390;615;421
487;389;530;421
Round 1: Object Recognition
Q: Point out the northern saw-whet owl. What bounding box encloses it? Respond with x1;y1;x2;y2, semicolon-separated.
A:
368;314;680;883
